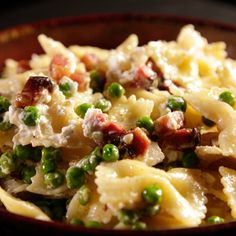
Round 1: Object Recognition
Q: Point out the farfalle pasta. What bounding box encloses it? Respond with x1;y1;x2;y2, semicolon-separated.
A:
0;24;235;230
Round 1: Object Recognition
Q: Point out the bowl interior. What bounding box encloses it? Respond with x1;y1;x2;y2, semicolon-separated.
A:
1;14;236;235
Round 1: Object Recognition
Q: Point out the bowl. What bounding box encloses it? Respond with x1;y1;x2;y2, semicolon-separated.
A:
1;14;236;236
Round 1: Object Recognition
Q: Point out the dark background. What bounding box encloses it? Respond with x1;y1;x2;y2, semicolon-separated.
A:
0;0;236;30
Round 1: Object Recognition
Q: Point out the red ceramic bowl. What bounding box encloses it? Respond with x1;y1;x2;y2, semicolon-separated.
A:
1;14;236;236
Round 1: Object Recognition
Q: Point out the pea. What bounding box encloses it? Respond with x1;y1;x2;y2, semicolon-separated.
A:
70;218;84;226
59;82;72;98
118;209;140;225
136;116;154;133
22;106;40;126
21;166;36;184
0;121;13;131
131;221;147;230
143;204;161;216
107;82;125;98
90;70;106;93
219;91;235;107
78;185;91;206
85;220;101;228
14;144;32;160
75;103;93;118
66;166;85;189
102;144;119;162
207;216;224;224
142;185;163;205
95;98;112;112
44;171;64;189
182;150;199;168
202;116;215;127
0;96;11;114
0;152;16;176
41;147;61;174
167;95;186;112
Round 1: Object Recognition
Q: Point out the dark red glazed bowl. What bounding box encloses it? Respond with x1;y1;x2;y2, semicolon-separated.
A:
1;14;236;236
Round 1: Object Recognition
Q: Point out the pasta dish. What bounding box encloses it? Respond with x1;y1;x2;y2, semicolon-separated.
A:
0;25;235;230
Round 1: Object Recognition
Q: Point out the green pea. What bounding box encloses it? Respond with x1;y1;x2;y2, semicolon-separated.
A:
90;70;105;93
207;216;224;224
21;166;36;184
22;106;40;126
44;171;64;189
75;103;93;118
0;152;16;176
118;209;140;225
107;82;125;98
202;116;215;127
167;95;186;112
70;218;84;226
78;185;91;206
59;82;72;98
102;144;119;162
142;185;163;205
95;98;112;112
41;147;61;174
0;121;13;131
0;96;11;114
219;91;235;107
85;220;101;228
66;166;85;189
136;116;154;133
143;204;161;216
131;221;147;230
182;150;199;168
14;144;32;160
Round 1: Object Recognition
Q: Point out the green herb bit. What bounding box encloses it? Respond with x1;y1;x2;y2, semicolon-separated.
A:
85;220;102;228
44;171;64;189
102;144;119;162
131;221;147;230
107;82;125;98
66;166;85;189
95;98;112;112
90;70;106;93
21;166;36;184
167;95;187;112
219;91;235;107
70;218;84;226
0;96;11;114
0;121;13;131
142;185;163;205
78;185;91;206
75;103;93;118
207;216;224;224
0;152;16;177
182;150;199;168
22;106;40;126
136;116;154;133
59;82;72;98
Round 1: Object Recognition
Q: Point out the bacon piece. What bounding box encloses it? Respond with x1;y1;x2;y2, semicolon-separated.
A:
200;132;219;146
49;54;71;81
154;111;184;134
70;72;90;92
15;76;53;108
17;60;31;73
131;65;156;89
81;53;100;71
103;122;126;146
127;127;150;156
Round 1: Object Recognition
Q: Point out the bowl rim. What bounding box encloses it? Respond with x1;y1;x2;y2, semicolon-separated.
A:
1;13;236;234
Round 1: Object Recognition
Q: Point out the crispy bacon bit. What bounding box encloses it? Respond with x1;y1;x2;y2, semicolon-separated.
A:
49;54;71;81
127;128;150;156
131;65;156;89
103;122;126;145
154;111;184;134
70;72;89;92
15;76;53;108
81;53;100;71
17;60;31;73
